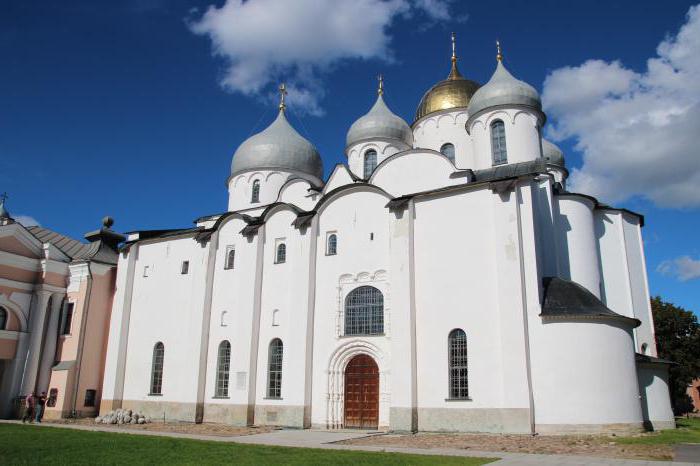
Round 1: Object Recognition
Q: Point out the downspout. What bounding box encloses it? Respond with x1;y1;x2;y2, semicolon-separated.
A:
408;199;418;432
71;262;94;416
515;183;536;435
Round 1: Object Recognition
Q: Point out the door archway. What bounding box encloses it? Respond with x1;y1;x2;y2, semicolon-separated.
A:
344;354;379;429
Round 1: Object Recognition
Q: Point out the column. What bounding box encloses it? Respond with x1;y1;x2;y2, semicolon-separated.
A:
20;290;52;396
36;294;65;394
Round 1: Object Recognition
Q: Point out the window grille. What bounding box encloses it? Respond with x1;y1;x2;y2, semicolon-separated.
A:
327;234;337;255
84;389;96;407
490;120;507;165
0;307;6;330
364;150;377;178
251;180;260;203
440;143;455;163
62;303;74;335
225;248;235;270
267;339;283;398
345;286;384;336
150;342;164;395
448;329;469;399
215;340;231;397
181;261;189;275
275;243;286;264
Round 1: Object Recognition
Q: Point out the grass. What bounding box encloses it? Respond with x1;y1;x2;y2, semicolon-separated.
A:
0;424;496;465
617;417;700;446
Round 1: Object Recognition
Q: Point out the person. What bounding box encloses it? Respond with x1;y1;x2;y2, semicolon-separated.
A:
22;393;35;423
35;391;47;423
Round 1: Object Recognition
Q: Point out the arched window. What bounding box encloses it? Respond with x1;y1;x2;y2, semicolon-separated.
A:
150;342;164;395
490;120;507;165
267;339;283;398
225;248;235;270
275;243;286;264
327;234;337;255
440;143;455;164
364;150;377;178
215;340;231;397
345;286;384;336
251;180;260;203
448;329;468;399
0;307;7;330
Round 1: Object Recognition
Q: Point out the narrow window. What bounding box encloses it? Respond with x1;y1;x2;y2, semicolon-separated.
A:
215;340;231;398
440;143;455;164
181;261;189;275
490;120;507;165
272;309;280;326
220;311;228;327
61;303;74;335
267;339;283;398
150;342;164;395
448;329;469;399
641;343;648;355
0;307;6;330
224;247;235;270
364;149;377;178
84;389;96;407
345;286;384;336
47;388;58;407
275;243;286;264
143;265;150;277
251;180;260;203
327;233;337;255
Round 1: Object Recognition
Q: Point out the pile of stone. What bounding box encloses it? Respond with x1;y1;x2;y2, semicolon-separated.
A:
95;409;151;425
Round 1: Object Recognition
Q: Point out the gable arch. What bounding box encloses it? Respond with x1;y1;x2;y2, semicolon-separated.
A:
313;184;392;216
0;294;27;331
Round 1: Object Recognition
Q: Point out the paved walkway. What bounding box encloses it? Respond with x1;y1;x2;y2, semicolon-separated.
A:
2;420;697;465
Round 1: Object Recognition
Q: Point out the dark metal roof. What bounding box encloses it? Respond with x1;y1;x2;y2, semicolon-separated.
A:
541;277;641;328
26;226;99;260
473;159;547;182
635;353;675;365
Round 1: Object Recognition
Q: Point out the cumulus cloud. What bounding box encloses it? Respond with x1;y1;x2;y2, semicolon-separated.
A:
14;215;40;227
189;0;462;115
657;255;700;281
542;4;700;208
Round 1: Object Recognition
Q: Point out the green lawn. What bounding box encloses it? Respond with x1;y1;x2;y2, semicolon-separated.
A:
0;424;496;465
617;417;700;446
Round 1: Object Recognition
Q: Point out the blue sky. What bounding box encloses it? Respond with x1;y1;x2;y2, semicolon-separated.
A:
1;0;698;313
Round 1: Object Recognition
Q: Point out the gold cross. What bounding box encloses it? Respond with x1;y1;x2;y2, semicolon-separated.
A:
496;40;503;62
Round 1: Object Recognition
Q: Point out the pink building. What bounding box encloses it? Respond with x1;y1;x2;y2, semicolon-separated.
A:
0;198;123;419
689;379;700;414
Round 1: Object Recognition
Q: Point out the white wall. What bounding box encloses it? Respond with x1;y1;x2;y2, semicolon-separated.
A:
346;140;410;179
371;151;462;198
413;110;474;169
468;109;542;170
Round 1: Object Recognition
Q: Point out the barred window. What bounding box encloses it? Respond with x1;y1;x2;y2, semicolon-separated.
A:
275;243;286;264
364;150;377;178
251;180;260;203
61;303;74;335
491;120;507;165
225;248;235;270
215;340;231;397
150;342;164;395
327;234;337;255
84;389;96;407
0;307;6;330
448;329;469;399
440;143;455;163
267;339;283;398
345;286;384;336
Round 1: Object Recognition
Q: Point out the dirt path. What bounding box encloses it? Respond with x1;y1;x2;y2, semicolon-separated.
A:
45;418;278;437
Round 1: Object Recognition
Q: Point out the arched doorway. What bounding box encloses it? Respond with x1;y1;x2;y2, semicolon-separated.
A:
344;354;379;429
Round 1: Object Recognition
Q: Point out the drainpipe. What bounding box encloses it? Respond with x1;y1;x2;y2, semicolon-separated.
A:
71;262;94;416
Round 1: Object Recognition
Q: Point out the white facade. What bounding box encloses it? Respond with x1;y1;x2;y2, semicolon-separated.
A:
100;53;674;433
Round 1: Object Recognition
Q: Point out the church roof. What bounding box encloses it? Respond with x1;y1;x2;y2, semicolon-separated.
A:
26;226;100;260
346;92;412;148
467;58;541;118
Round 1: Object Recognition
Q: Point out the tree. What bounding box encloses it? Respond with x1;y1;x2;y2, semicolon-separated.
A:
651;296;700;414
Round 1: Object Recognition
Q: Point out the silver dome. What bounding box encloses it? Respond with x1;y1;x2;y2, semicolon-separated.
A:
346;94;413;148
467;60;541;117
542;139;565;167
231;109;323;180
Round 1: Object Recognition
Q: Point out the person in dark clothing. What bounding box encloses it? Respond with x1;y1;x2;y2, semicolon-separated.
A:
22;393;35;423
35;392;47;422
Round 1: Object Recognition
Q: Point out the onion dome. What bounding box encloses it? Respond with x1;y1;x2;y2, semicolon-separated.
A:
414;33;481;123
542;139;565;167
231;84;323;180
467;43;542;118
346;76;413;147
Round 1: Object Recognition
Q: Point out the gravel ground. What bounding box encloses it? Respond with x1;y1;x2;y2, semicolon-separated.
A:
45;418;278;437
340;432;673;461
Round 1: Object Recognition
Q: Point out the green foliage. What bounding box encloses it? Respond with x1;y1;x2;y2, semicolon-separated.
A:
617;417;700;445
651;296;700;414
0;424;496;466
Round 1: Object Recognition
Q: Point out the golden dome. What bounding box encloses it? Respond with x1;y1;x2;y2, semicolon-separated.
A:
414;58;481;124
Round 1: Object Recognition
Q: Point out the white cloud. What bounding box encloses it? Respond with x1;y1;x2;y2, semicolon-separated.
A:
542;4;700;208
189;0;462;115
14;215;40;227
657;255;700;281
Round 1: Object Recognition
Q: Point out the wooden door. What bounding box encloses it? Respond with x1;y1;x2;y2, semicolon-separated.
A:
344;354;379;429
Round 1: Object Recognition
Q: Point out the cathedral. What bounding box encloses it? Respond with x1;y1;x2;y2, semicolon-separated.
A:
94;38;675;433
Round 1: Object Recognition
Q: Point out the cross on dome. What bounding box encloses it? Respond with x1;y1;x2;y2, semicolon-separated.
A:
377;74;384;96
278;83;287;111
496;40;503;62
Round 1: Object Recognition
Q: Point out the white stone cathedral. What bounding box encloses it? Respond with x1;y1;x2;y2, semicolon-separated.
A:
100;40;675;433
